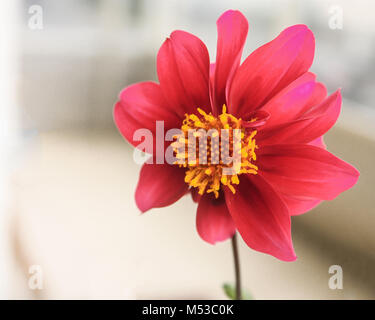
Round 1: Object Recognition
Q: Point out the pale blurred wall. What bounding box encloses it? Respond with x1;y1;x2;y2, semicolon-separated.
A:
0;0;22;299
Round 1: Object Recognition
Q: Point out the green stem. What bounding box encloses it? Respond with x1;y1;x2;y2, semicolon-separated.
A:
231;233;242;300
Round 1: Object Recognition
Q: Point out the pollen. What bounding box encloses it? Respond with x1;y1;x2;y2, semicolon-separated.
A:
172;105;258;198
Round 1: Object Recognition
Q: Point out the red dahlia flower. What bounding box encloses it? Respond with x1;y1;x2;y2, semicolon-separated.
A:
114;10;359;261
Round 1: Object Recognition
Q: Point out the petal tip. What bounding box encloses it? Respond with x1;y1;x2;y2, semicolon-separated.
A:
282;24;315;47
216;9;249;34
287;24;312;34
285;254;297;262
135;192;151;214
219;9;247;20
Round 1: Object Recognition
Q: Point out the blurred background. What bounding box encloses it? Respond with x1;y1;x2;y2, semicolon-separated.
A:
1;0;374;299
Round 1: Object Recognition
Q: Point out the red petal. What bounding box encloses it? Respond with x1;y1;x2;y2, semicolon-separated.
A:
135;163;188;213
281;136;326;215
208;63;216;109
281;194;322;216
257;90;341;145
308;136;326;149
225;174;296;262
305;81;327;110
212;10;249;115
157;30;211;116
282;136;327;215
261;79;316;128
260;72;326;128
196;194;236;244
258;144;359;201
229;25;315;117
114;82;181;151
242;110;270;128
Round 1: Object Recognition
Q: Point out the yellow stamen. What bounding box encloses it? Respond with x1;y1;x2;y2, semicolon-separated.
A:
173;105;258;198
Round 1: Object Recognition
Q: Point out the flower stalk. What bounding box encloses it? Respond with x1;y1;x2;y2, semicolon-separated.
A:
231;233;242;300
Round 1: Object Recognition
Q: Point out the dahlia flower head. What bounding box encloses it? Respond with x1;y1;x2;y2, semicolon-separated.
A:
114;10;359;261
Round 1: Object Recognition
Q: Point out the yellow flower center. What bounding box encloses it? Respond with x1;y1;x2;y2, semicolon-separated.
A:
172;105;258;198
